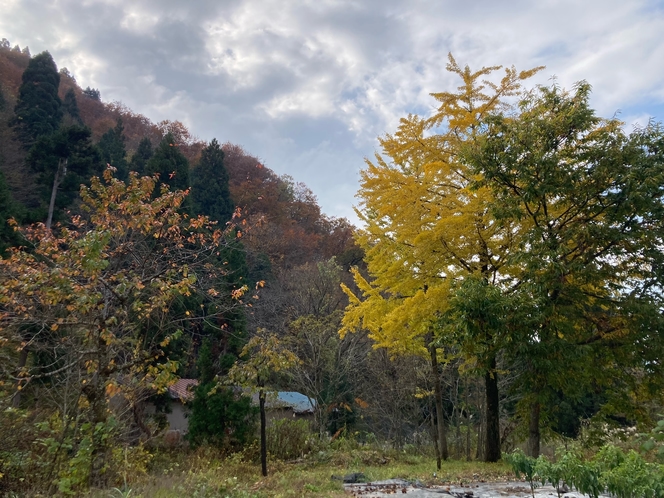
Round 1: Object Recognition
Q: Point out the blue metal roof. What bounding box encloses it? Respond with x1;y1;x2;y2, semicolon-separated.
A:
275;391;316;413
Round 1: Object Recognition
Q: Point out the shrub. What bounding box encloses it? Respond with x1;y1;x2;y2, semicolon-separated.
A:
266;419;315;461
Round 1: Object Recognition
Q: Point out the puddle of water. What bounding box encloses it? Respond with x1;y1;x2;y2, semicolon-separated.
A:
344;479;610;497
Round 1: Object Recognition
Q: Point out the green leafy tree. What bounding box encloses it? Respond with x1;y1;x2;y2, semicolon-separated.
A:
227;330;299;476
98;118;129;181
11;51;63;148
130;137;153;175
466;83;664;456
191;138;234;224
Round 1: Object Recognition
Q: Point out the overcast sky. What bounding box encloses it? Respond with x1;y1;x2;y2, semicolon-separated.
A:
2;0;663;224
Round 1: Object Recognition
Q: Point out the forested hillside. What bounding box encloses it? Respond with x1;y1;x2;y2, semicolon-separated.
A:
0;40;379;492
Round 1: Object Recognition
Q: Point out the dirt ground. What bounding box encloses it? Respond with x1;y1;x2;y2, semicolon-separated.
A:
344;479;610;497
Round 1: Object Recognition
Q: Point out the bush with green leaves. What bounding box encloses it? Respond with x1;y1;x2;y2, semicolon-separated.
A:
641;418;664;462
266;418;316;461
504;449;539;497
505;445;664;498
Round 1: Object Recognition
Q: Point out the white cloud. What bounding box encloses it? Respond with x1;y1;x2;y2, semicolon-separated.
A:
2;0;663;224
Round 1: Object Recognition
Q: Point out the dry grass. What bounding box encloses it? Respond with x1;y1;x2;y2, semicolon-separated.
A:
87;445;513;498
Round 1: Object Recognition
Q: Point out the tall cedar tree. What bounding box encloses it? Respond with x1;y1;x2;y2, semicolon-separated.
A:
11;51;63;148
0;84;6;112
146;132;190;193
98;118;129;180
26;125;101;227
191;138;234;224
130;137;153;175
0;170;21;256
62;88;83;125
187;338;257;450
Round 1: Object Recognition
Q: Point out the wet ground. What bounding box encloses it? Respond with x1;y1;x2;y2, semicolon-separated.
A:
344;479;610;497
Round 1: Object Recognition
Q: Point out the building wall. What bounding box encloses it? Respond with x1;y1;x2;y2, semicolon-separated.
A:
166;402;191;432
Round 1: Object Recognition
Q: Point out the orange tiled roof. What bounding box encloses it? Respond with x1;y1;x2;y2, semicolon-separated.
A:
168;378;199;402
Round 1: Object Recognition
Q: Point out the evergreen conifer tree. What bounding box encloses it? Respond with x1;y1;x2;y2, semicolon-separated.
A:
0;85;6;112
27;125;101;227
98;118;129;180
145;132;190;192
62;88;83;125
11;51;63;148
187;335;257;449
82;86;101;101
0;170;22;256
130;137;153;175
191;138;234;224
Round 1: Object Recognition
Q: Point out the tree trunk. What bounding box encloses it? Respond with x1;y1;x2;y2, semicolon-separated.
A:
527;401;540;458
259;386;268;477
429;341;448;465
484;356;501;462
475;381;484;460
11;347;28;408
46;158;67;230
86;334;111;487
453;371;461;459
465;377;471;461
430;408;441;468
85;373;109;488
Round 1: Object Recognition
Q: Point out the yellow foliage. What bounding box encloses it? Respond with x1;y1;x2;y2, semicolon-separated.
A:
342;54;542;355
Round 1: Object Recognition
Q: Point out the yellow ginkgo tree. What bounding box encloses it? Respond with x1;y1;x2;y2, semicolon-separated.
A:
341;54;542;463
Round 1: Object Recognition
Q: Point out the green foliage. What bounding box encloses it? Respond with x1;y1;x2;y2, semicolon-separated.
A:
130;137;153;175
26;124;101;221
192;138;234;224
504;449;539;497
62;88;82;125
83;86;101;101
146;132;191;193
533;455;568;498
98;118;129;180
12;51;63;147
266;419;315;461
188;340;258;450
505;446;664;498
187;382;257;451
641;418;664;461
467;83;664;446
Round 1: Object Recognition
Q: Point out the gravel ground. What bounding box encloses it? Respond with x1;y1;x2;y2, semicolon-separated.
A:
344;479;611;497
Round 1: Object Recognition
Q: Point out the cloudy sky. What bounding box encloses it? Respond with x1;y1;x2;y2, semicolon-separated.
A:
2;0;663;223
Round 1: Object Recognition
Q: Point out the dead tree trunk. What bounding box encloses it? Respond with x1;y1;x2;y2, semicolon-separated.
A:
46;158;67;230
